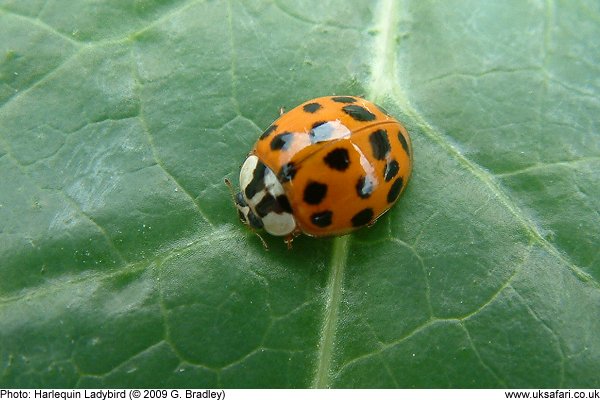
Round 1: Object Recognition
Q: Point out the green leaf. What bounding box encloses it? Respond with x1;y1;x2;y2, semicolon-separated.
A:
1;0;599;388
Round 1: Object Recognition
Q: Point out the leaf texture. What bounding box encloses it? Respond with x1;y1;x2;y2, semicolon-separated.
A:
0;0;599;388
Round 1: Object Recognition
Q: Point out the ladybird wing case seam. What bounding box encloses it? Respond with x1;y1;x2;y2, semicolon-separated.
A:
260;120;399;175
280;120;411;236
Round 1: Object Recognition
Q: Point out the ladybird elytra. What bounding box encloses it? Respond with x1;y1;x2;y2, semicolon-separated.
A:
232;96;412;243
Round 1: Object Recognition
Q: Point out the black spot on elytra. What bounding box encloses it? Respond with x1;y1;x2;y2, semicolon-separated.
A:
324;148;350;171
331;96;357;103
384;159;400;182
303;181;328;205
356;176;375;199
311;210;333;227
303;102;322;113
277;195;292;213
278;162;297;182
387;177;404;203
260;124;277;140
398;131;411;157
270;132;294;151
369;129;391;160
342;105;376;121
351;208;374;227
244;161;267;199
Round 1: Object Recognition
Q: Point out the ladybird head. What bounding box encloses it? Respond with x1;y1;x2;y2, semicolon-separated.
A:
236;155;296;236
234;191;263;230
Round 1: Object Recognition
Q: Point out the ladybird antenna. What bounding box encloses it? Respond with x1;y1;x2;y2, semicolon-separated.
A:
223;177;241;216
224;178;236;200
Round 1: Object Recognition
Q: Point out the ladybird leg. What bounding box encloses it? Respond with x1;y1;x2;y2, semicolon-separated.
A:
367;217;379;228
284;234;294;250
254;231;269;251
246;149;257;157
284;227;303;249
279;106;285;116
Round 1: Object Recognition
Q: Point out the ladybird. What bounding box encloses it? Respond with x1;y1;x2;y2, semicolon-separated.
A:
229;96;412;247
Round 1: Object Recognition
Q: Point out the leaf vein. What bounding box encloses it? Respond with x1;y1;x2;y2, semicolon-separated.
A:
131;55;215;228
312;235;350;388
391;237;433;318
391;90;599;289
336;318;438;378
423;66;543;85
0;48;82;112
496;157;600;178
459;323;508;387
0;6;83;46
511;288;566;386
0;152;128;267
76;340;168;379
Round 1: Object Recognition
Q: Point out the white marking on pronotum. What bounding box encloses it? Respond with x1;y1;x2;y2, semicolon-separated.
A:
238;155;297;236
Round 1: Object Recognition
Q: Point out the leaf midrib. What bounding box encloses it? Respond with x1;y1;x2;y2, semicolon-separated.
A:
310;0;400;388
312;235;350;388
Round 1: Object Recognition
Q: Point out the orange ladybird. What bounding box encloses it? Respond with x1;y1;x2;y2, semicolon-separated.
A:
232;96;412;246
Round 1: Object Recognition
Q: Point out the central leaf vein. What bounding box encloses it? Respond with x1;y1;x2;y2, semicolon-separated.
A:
312;235;350;388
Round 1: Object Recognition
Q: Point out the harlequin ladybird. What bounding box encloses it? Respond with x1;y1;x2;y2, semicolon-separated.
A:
229;96;412;247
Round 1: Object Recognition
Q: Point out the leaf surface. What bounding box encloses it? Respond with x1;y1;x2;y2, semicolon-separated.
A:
1;0;599;388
